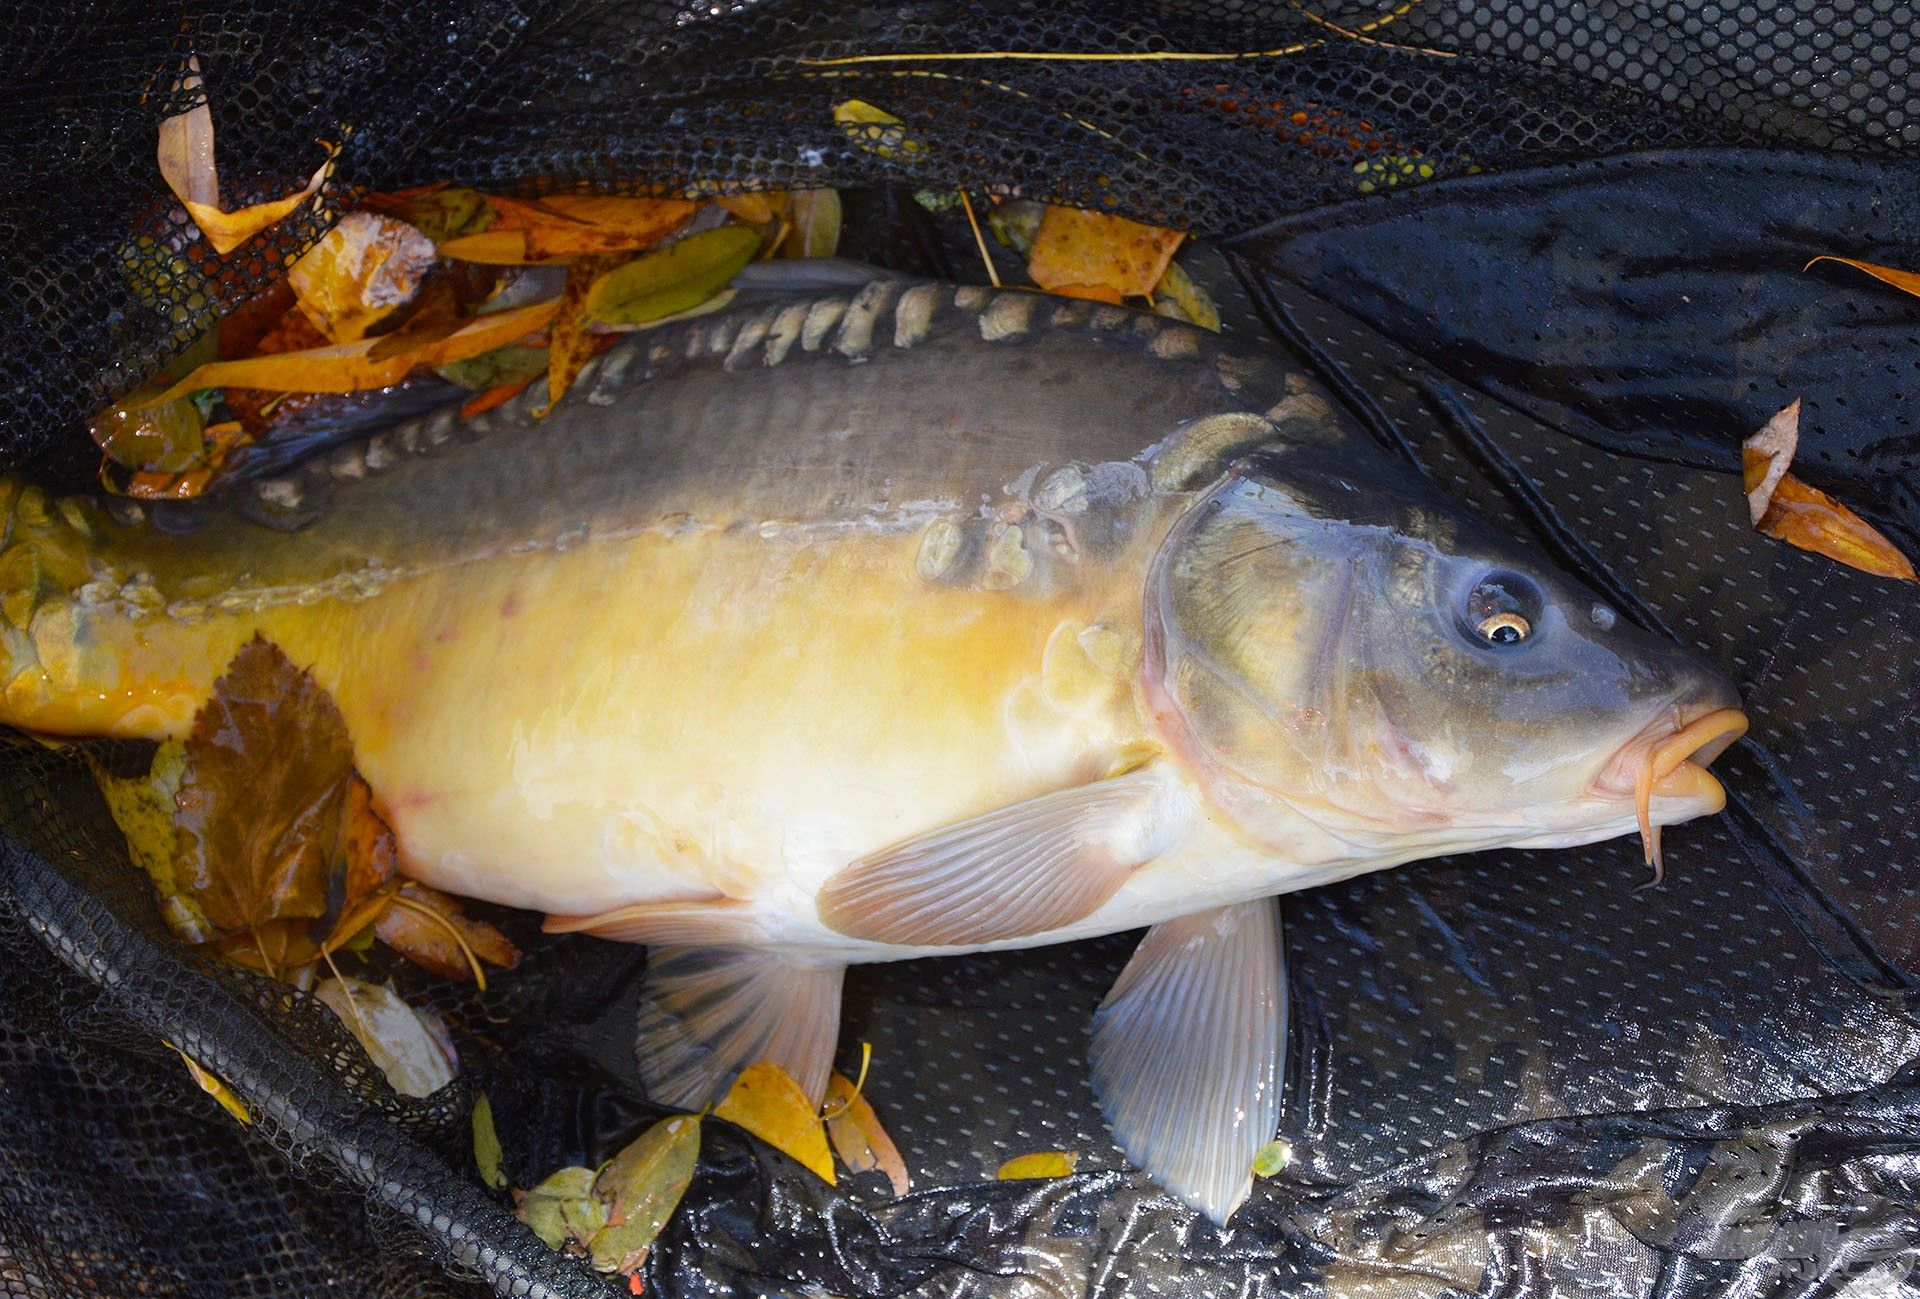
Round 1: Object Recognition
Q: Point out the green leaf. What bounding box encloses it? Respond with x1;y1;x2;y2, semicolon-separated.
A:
473;1093;508;1190
589;1115;700;1272
584;226;761;327
517;1165;602;1251
432;345;552;392
93;740;217;942
1251;1139;1291;1178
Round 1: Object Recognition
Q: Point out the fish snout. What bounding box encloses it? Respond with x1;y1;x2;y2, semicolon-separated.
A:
1599;672;1748;875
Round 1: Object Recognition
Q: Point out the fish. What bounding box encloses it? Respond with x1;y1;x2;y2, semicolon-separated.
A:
0;263;1748;1223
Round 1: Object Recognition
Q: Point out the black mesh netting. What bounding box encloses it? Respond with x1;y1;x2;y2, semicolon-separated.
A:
2;3;1919;1297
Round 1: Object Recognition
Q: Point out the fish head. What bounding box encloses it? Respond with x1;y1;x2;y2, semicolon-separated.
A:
1143;442;1746;871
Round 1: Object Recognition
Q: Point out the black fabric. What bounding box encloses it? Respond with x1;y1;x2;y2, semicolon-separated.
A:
3;3;1919;1298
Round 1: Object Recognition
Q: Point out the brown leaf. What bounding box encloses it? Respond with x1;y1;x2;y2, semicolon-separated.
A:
1742;399;1916;582
1028;206;1184;300
318;773;401;952
375;882;520;983
824;1072;909;1195
174;637;352;938
536;255;618;415
156;55;335;254
287;213;438;343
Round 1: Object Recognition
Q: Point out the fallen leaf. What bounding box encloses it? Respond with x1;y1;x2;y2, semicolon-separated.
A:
987;199;1044;254
435;345;551;392
584;226;761;327
783;189;842;259
516;1165;605;1251
996;1151;1078;1180
93;740;217;943
440;196;697;263
1804;255;1920;301
121;421;247;501
90;390;206;473
137;297;560;407
1742;400;1916;582
214;917;319;980
459;372;542;419
1046;282;1125;305
173;637;352;940
176;1048;253;1125
473;1093;508;1190
712;1062;835;1184
1152;258;1221;330
318;774;401;954
365;276;471;363
313;976;458;1097
288;213;438;343
537;255;618;415
156;55;335;254
1251;1140;1291;1178
590;1115;700;1272
375;882;521;985
1028;206;1184;301
715;192;783;225
379;186;497;243
833;100;927;163
824;1072;909;1195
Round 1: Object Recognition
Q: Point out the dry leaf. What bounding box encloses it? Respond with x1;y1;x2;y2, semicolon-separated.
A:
174;637;352;938
1804;255;1920;301
824;1072;909;1195
156;55;335;254
1742;399;1916;582
591;1115;700;1272
138;297;559;408
712;1062;835;1184
585;226;761;327
1028;206;1184;300
288;213;438;342
313;976;457;1097
176;1048;253;1125
996;1151;1078;1180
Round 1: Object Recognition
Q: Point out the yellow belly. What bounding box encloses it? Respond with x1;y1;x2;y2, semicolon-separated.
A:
16;522;1153;916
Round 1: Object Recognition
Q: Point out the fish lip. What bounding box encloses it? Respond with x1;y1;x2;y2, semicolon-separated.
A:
1589;705;1749;802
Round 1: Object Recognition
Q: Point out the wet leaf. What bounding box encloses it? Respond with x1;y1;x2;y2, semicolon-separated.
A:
1152;258;1221;330
374;882;520;985
996;1151;1078;1180
833;100;927;163
138;298;560;407
1804;255;1920;301
1251;1139;1291;1178
380;186;496;244
536;255;617;415
1046;282;1125;305
473;1093;508;1190
824;1071;909;1195
458;373;542;419
92;740;216;942
313;976;457;1097
715;192;782;225
1028;206;1184;301
365;276;470;363
440;195;697;263
434;345;551;392
988;199;1044;254
176;1048;253;1125
288;213;438;343
90;393;206;473
712;1062;835;1184
516;1165;604;1251
584;226;761;327
215;917;318;979
156;55;335;254
590;1115;700;1272
318;774;401;954
121;420;247;501
174;638;351;939
1742;400;1916;582
783;189;842;259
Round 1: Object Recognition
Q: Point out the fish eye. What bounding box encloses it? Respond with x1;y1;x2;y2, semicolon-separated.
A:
1461;572;1542;649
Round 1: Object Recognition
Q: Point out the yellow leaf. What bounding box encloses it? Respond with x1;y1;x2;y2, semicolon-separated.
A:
783;189;842;260
1251;1140;1291;1178
833;100;927;163
1028;206;1184;301
473;1093;508;1190
287;213;438;343
711;1062;835;1184
436;227;561;266
175;1048;252;1125
824;1071;910;1195
1741;399;1916;582
584;226;761;327
91;740;216;943
536;254;617;415
715;192;783;225
138;298;559;407
996;1151;1078;1180
1153;258;1221;331
440;196;699;263
516;1165;605;1250
1804;255;1920;301
156;55;335;255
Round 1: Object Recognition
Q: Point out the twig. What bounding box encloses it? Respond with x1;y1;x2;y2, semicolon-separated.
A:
957;189;1001;287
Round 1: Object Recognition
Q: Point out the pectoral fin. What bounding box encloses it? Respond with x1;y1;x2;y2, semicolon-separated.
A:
1090;898;1286;1225
817;764;1188;947
636;947;844;1108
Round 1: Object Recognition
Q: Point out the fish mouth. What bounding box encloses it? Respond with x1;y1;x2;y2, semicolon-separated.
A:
1594;706;1749;880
